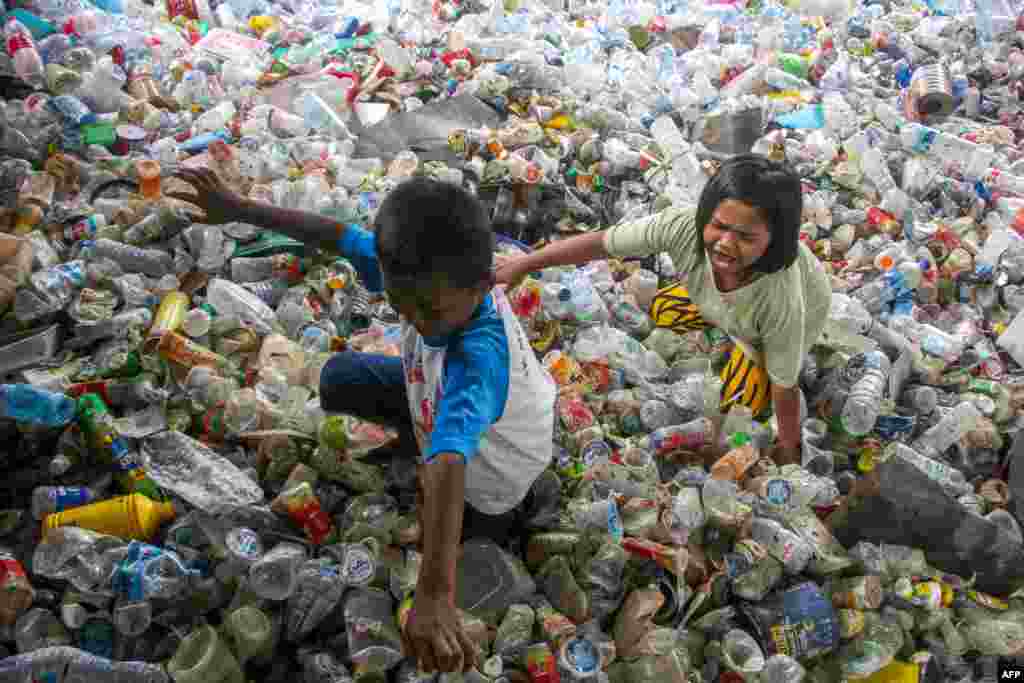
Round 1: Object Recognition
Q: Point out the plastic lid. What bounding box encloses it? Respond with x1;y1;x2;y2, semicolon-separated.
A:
729;432;751;448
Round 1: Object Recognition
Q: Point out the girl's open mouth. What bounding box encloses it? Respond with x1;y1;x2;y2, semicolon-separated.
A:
712;251;737;269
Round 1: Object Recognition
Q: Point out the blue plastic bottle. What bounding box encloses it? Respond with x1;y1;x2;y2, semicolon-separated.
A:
0;384;76;427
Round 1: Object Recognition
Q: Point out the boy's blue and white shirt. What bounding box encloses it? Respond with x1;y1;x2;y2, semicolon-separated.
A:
338;225;556;514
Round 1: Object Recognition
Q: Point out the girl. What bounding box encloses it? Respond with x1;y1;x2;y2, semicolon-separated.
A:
495;154;832;464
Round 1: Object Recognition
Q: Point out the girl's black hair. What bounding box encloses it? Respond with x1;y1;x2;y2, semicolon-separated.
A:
374;177;494;290
694;154;803;275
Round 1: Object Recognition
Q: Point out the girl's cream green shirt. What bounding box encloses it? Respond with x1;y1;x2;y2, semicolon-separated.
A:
604;207;833;388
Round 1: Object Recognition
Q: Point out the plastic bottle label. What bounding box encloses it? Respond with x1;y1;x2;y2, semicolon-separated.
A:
764;479;793;506
0;557;27;582
229;528;261;560
51;486;90;511
165;0;199;19
606;501;623;542
66;217;100;242
342;546;375;585
6;30;31;55
563;637;599;675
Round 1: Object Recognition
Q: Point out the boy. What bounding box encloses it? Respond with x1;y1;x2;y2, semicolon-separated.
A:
170;169;557;674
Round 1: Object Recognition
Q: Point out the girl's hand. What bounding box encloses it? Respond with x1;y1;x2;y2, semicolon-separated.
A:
493;255;533;290
167;167;247;225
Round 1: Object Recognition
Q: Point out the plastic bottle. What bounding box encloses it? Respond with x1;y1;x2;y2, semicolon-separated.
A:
123;207;192;246
644;418;713;456
61;10;105;38
912;401;983;459
14;171;55;233
826;293;906;352
31;486;100;520
0;550;34;626
43;493;177;541
78;393;162;500
29;258;84;312
883;443;971;495
887;315;965;362
207;277;278;336
230;254;302;283
710;433;760;482
899;122;994;179
976;0;996;46
5;18;45;88
112;540;198;604
92;238;175;278
70;307;154;347
0;647;169;680
0;384;75;427
624;269;658;312
842;351;891;436
750;517;814;574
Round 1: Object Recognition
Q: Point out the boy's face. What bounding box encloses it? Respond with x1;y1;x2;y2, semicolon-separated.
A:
382;271;487;339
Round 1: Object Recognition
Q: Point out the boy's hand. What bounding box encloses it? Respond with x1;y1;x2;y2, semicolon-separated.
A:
771;442;802;467
403;592;478;673
168;167;247;225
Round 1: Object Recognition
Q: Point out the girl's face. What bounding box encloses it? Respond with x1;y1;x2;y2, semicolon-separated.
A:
703;199;773;280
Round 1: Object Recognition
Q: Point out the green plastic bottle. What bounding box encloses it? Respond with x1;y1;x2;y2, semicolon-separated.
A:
77;393;163;500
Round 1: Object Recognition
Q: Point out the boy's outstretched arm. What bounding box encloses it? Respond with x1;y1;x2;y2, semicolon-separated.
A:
169;167;348;254
403;453;478;673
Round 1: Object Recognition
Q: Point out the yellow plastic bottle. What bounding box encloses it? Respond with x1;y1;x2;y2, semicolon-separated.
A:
861;661;921;683
43;493;176;541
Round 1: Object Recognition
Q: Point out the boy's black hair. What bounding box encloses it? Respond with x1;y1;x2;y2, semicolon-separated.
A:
694;154;803;275
374;177;494;290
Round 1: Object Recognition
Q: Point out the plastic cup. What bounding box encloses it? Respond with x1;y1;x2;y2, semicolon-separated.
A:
222;606;272;667
135;159;162;199
167;624;246;683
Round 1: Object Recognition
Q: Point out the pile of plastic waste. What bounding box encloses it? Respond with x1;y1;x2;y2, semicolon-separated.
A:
7;0;1024;679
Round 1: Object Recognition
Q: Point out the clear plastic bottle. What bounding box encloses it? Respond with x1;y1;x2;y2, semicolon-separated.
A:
842;351;891;436
912;401;982;459
887;315;964;362
91;238;174;278
5;19;45;88
0;646;169;680
976;0;996;46
899;122;994;179
750;516;813;575
884;442;971;495
207;277;278;336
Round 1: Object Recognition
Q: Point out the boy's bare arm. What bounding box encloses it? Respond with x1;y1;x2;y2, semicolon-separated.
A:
417;453;466;598
169;167;346;252
404;453;478;673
